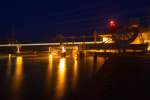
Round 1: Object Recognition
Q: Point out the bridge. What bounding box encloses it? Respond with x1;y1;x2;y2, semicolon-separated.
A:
0;41;102;47
0;21;149;56
0;37;148;56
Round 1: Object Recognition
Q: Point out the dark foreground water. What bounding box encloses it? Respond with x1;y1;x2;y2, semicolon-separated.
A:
1;54;150;100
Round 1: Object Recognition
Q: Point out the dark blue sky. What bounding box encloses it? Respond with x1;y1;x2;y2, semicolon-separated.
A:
0;0;150;42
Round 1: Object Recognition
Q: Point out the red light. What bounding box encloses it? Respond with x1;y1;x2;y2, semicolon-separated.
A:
109;20;116;27
108;19;118;32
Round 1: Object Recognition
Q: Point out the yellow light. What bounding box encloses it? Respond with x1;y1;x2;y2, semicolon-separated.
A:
48;54;53;75
55;58;66;99
59;58;65;72
48;47;51;53
131;35;142;44
9;54;11;58
7;54;12;77
141;32;150;51
72;56;78;89
147;46;150;51
45;54;53;92
49;54;53;60
102;37;113;43
12;56;23;96
15;56;23;78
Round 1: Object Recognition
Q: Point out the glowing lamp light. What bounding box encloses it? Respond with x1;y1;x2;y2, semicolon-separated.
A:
109;20;116;28
62;46;66;53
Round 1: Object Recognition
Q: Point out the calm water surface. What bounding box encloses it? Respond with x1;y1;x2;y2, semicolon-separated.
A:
0;54;106;100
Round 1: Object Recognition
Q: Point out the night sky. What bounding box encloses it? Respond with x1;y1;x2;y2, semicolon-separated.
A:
0;0;150;42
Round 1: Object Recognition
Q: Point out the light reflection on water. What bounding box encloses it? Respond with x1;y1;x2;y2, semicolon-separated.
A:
55;58;66;99
45;54;53;93
7;54;12;77
12;56;23;99
3;54;107;100
72;55;78;89
96;57;107;72
47;54;53;80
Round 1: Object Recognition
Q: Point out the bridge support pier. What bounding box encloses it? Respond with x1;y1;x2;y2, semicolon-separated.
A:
93;52;97;66
16;45;21;56
92;52;98;74
93;52;97;60
48;47;51;54
79;51;86;58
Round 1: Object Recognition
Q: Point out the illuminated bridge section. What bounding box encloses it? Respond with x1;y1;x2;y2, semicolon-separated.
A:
0;41;103;47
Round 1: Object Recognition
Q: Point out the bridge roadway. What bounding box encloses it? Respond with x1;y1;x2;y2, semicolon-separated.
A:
0;41;102;47
0;41;147;54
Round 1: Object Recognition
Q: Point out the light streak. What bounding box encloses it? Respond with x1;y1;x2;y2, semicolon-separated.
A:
0;41;103;47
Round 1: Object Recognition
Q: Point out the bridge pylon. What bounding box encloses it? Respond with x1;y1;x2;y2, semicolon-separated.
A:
16;45;21;56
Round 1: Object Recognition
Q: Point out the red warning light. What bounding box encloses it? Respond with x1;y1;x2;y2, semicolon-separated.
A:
108;19;118;32
109;20;116;28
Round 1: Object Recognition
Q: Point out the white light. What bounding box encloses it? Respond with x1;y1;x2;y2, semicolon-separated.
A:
62;46;66;53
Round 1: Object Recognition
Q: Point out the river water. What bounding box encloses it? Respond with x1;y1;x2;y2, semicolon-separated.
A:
0;54;107;100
